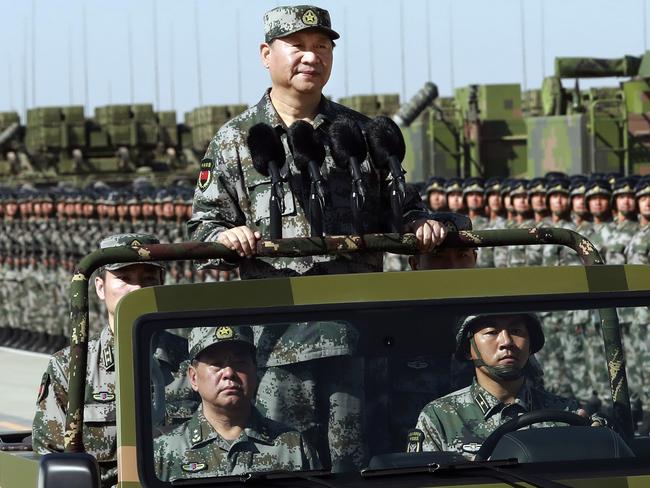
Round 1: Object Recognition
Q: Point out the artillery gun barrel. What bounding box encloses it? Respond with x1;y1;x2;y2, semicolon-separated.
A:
392;82;439;127
0;122;20;147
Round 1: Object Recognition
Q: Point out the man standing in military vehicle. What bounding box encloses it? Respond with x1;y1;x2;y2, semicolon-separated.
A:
187;4;446;471
32;234;196;488
410;313;604;458
154;326;320;481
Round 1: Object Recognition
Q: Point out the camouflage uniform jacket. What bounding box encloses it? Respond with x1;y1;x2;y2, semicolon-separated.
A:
32;326;119;487
471;215;492;268
625;223;650;264
32;326;194;486
414;378;579;460
188;88;428;278
541;217;579;266
153;405;321;481
604;218;638;265
589;221;613;260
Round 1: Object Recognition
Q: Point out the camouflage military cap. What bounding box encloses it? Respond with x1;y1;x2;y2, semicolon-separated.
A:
636;178;650;198
455;313;544;361
569;180;587;198
612;177;636;197
527;177;547;196
425;176;446;194
484;177;502;195
509;179;529;198
264;5;340;43
462;177;485;195
499;178;516;197
189;326;255;360
544;171;568;182
546;178;570;196
606;172;621;187
444;177;463;194
584;179;611;199
427;211;472;232
99;233;165;271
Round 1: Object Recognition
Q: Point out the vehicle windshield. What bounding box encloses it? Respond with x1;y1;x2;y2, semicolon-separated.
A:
134;298;650;484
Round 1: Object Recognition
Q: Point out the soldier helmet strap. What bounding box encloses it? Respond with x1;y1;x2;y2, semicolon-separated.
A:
468;334;526;382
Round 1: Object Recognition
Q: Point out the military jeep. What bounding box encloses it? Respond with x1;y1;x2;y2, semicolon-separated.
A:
2;228;650;487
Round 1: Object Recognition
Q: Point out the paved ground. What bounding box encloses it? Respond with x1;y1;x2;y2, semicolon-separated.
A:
0;348;50;432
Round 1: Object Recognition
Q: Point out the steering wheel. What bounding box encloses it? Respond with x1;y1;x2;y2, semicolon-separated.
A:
473;409;590;462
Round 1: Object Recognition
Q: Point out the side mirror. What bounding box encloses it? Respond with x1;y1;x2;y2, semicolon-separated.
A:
38;453;100;488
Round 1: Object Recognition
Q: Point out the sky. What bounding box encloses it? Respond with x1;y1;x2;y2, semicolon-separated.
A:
0;0;648;123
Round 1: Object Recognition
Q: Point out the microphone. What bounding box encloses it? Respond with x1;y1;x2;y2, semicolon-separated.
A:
329;116;368;235
288;120;328;237
365;115;407;232
247;123;286;239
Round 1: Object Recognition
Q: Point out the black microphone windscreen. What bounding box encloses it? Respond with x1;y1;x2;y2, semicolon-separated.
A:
329;117;367;169
288;120;326;172
247;123;286;177
365;115;406;169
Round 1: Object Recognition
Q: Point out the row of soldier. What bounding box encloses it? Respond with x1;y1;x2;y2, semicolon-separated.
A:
411;171;650;419
0;183;238;354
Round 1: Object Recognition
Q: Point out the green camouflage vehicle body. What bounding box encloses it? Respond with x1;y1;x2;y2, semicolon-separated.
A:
2;229;650;486
397;51;650;180
0;102;248;187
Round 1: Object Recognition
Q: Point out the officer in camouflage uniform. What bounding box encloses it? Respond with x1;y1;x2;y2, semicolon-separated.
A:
524;177;547;266
606;177;639;265
493;179;514;268
463;177;490;267
584;179;613;258
187;5;445;471
154;326;320;481
444;177;465;214
425;176;447;211
32;234;196;487
505;179;536;267
624;178;650;421
410;313;604;458
580;179;615;402
537;178;592;399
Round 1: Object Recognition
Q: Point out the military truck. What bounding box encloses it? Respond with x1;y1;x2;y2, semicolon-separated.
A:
1;228;650;487
0;103;248;187
398;51;650;181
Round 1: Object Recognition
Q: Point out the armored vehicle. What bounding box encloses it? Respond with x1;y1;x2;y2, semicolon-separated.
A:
1;229;650;487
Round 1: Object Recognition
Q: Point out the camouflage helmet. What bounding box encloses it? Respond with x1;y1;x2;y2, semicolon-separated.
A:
584;179;612;199
189;326;255;360
454;313;545;361
99;233;165;272
263;5;340;43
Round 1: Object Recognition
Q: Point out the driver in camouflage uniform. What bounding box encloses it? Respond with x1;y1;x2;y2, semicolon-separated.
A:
410;313;604;459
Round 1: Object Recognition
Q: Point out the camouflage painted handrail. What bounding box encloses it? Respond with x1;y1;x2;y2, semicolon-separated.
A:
64;228;630;452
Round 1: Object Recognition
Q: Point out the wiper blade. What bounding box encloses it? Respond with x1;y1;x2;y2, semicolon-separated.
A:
172;469;339;487
362;458;573;488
